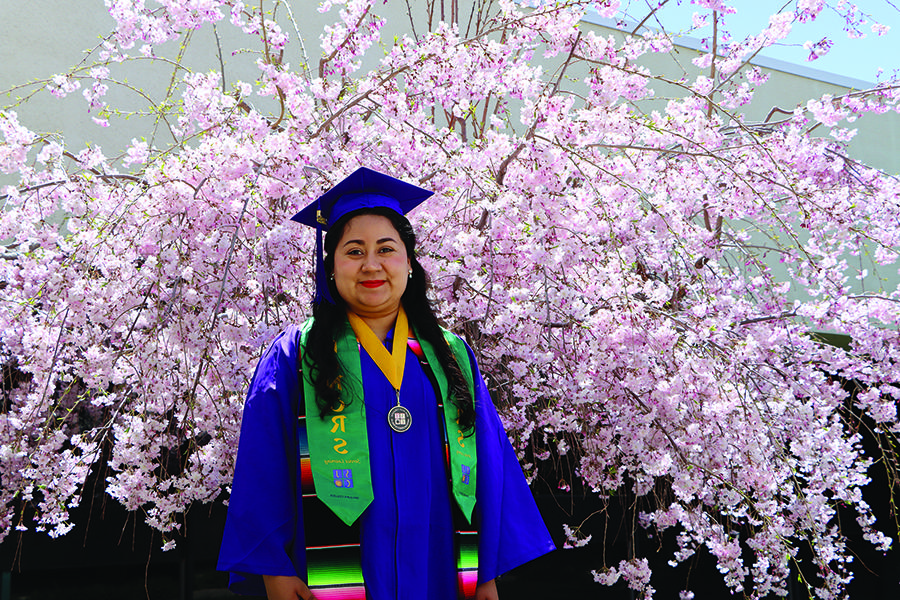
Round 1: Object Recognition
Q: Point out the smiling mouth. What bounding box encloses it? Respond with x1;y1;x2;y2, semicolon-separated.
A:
360;280;386;288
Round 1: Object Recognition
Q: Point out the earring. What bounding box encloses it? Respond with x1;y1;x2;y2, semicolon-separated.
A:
408;269;413;279
330;273;335;281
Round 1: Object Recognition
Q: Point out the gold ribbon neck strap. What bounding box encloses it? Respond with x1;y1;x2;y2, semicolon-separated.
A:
346;306;408;392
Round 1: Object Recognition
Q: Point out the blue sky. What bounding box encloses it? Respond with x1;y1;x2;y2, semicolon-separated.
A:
608;1;900;84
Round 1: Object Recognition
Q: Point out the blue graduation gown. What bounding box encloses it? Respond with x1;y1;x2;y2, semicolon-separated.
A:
217;324;555;598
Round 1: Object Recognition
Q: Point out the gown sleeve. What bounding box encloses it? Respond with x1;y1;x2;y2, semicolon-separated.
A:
467;342;557;583
217;326;307;595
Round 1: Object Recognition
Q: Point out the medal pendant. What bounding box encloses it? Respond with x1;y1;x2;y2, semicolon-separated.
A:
388;405;412;433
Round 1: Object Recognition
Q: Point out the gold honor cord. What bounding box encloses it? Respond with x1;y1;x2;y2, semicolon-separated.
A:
346;306;412;432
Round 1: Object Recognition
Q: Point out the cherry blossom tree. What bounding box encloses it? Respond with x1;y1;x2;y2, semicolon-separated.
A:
2;1;899;598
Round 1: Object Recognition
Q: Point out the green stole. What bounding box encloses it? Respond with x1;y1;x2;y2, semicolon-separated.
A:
300;314;477;526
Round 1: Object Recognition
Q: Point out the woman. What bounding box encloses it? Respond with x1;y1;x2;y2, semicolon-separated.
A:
218;168;554;600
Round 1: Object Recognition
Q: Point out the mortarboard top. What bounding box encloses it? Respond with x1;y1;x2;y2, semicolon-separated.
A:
291;167;433;230
291;167;434;304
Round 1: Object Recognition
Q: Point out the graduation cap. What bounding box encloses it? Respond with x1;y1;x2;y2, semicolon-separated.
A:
291;167;434;304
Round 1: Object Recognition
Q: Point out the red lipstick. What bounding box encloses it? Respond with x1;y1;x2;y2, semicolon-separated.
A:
360;280;385;288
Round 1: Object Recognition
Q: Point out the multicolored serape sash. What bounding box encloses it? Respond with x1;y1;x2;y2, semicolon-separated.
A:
408;337;479;599
297;334;479;599
297;417;366;599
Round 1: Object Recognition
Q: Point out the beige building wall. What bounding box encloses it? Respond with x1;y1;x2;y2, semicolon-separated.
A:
3;2;895;169
2;1;896;172
579;12;899;174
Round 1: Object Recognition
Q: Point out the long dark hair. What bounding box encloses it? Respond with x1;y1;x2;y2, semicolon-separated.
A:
302;207;475;434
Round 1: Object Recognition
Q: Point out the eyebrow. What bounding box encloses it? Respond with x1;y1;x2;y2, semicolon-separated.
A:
342;236;399;247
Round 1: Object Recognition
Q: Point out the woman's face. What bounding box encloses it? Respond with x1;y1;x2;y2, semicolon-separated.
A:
332;214;411;319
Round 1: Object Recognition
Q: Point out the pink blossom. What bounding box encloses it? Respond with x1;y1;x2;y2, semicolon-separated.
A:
872;22;890;36
0;111;36;174
122;138;150;166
